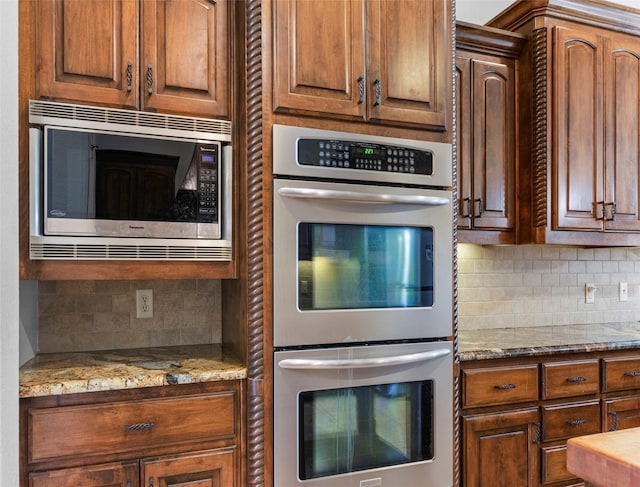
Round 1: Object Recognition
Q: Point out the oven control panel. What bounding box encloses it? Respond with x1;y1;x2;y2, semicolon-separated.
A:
297;138;433;175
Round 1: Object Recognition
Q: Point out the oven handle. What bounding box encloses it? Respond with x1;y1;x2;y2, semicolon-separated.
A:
277;187;450;207
278;348;451;370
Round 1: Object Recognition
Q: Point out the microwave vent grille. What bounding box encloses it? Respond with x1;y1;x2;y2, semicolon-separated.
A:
29;239;232;261
29;100;231;141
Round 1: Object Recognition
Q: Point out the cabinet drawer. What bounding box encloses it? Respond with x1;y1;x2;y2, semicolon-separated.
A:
603;356;640;392
542;359;600;399
540;444;579;485
542;401;600;442
29;392;236;463
462;365;539;408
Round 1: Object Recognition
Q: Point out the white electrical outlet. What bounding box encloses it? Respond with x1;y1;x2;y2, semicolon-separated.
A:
585;283;597;304
136;289;153;318
620;282;629;302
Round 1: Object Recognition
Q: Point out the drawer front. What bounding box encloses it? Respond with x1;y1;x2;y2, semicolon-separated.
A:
29;461;139;487
603;357;640;392
542;401;600;442
603;395;640;431
29;392;236;463
542;360;600;399
462;365;539;408
541;444;579;485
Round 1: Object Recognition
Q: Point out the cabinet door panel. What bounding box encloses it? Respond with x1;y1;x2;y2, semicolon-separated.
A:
604;36;640;232
273;0;366;118
463;408;540;487
553;26;604;231
29;461;139;487
367;0;450;130
472;59;515;231
604;396;640;431
456;56;472;230
142;448;236;487
142;0;230;118
36;0;139;108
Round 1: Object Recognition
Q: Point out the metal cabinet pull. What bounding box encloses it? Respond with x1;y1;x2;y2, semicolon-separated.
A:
357;75;365;104
624;371;640;377
474;198;483;218
594;201;605;220
373;78;381;106
566;418;587;426
494;383;516;390
149;477;154;487
147;64;153;95
566;376;587;383
605;202;616;221
460;197;471;218
126;62;133;93
533;422;541;445
609;411;618;431
125;421;155;432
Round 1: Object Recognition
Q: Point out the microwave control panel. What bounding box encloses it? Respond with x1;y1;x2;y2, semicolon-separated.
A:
196;145;219;223
297;138;433;175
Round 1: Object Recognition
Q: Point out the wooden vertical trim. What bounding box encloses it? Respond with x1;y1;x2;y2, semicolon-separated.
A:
245;1;265;486
532;27;549;229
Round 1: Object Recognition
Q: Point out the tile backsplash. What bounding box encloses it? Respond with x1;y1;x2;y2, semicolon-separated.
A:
38;280;221;353
458;244;640;330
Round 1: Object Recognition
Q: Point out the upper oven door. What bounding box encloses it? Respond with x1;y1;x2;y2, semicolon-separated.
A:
273;178;453;347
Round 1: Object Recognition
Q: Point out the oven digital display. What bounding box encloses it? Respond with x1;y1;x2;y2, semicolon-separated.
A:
350;145;385;160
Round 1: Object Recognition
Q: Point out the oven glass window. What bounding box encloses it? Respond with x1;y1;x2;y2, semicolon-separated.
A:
298;380;434;480
297;224;434;310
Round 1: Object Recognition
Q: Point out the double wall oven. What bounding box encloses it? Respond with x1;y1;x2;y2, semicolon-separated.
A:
272;124;454;487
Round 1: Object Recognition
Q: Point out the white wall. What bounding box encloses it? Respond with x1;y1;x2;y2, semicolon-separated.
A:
456;0;640;23
0;0;20;485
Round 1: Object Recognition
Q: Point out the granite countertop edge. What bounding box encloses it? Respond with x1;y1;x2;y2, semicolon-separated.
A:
458;322;640;361
19;343;247;398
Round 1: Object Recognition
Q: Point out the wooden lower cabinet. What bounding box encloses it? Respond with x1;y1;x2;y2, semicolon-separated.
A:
463;408;540;487
21;381;243;487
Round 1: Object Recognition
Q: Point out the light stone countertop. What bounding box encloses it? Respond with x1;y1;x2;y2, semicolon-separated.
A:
458;322;640;361
19;343;247;398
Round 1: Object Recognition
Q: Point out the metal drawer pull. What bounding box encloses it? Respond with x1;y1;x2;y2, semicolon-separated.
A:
125;421;155;432
147;65;153;94
494;383;516;390
624;371;640;377
566;376;587;383
278;187;450;207
357;75;365;104
566;418;587;426
278;348;451;370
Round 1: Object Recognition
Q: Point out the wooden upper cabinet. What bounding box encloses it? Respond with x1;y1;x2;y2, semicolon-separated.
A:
36;0;231;119
36;0;139;108
273;0;451;132
141;0;230;118
455;22;524;244
488;0;640;245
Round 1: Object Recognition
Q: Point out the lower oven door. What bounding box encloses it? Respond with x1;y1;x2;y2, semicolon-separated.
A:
274;341;453;487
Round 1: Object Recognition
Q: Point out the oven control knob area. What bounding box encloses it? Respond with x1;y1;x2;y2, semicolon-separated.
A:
297;138;433;175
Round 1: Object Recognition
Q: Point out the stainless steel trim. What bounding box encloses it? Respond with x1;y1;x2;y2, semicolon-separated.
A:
278;347;451;370
29;128;42;236
222;145;233;241
29;99;232;142
278;187;450;206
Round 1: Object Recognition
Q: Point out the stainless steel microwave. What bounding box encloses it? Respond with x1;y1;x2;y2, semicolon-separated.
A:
28;100;233;261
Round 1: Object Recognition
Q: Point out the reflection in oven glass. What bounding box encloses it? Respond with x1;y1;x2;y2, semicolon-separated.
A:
298;381;433;480
297;223;434;311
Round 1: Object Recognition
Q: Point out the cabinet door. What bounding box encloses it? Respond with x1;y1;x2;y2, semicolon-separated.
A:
141;0;231;118
36;0;139;108
552;26;604;232
463;408;540;487
142;448;236;487
471;59;516;232
366;0;450;130
456;55;472;230
604;395;640;431
273;0;366;119
603;34;640;232
29;462;139;487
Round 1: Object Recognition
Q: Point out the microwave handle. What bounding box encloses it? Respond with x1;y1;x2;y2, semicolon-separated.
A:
278;348;451;370
277;187;449;207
